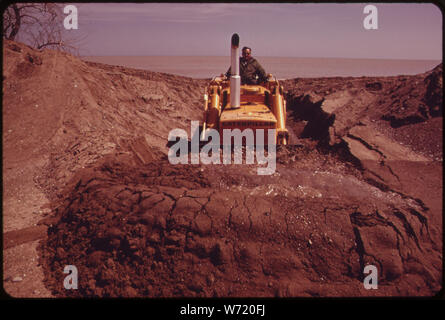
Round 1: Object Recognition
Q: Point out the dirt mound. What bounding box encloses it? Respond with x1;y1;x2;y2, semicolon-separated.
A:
2;38;206;297
3;40;442;298
282;64;443;160
39;148;441;297
3;38;207;230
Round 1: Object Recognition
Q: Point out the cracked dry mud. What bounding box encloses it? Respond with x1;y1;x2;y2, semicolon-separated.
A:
39;151;441;297
3;39;442;297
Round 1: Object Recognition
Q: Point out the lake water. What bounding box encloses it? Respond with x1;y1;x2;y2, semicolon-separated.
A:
81;56;441;80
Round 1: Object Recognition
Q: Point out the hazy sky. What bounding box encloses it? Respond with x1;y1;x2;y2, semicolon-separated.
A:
69;3;442;59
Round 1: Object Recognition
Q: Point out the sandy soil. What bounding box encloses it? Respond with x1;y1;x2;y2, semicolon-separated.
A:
2;39;442;298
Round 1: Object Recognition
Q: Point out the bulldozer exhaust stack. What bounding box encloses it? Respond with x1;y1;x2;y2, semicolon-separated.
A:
230;33;240;109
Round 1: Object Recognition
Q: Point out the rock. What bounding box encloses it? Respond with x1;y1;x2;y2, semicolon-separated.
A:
193;214;212;235
141;94;164;103
365;82;383;91
88;251;106;267
210;241;231;266
124;286;138;297
107;227;123;239
56;247;67;260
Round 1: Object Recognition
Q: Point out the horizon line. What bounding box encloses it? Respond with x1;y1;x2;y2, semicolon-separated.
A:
80;55;443;61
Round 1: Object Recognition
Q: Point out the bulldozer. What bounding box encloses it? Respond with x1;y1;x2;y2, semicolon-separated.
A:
200;34;289;145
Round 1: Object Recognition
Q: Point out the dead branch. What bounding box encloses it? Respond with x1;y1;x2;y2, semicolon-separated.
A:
2;3;85;55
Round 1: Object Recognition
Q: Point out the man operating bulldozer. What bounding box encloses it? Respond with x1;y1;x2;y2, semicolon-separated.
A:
225;46;268;85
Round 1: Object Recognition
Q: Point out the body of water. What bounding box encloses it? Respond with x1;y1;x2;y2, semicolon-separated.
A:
81;56;441;79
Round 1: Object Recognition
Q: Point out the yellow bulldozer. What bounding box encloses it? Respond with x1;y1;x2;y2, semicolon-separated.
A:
201;34;289;145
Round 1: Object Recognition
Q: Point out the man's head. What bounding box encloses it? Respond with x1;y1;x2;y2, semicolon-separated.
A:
242;47;252;60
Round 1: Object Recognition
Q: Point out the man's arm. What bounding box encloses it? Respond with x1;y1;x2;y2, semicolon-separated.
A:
253;59;267;81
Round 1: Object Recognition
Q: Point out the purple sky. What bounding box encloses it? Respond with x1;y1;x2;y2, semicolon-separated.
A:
70;3;442;59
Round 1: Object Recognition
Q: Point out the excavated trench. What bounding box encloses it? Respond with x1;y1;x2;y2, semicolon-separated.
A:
285;93;334;143
284;91;364;174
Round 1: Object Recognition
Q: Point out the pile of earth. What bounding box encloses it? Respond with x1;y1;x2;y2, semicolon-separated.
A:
3;39;207;297
2;39;442;297
39;149;440;297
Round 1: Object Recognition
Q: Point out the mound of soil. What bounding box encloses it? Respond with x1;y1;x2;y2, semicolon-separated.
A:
40;148;441;297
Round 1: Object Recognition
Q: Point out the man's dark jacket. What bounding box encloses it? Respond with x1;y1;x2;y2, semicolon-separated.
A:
226;57;267;85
